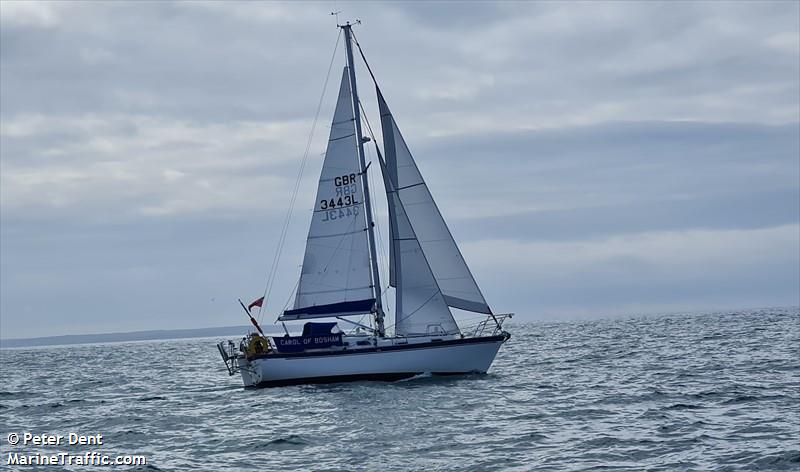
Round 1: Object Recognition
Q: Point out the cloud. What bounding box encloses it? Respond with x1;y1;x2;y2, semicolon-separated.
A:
351;1;799;136
402;121;800;227
0;1;62;28
1;1;798;337
1;113;315;217
462;224;800;316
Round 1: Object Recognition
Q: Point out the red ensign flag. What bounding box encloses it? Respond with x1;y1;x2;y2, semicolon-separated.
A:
247;296;264;312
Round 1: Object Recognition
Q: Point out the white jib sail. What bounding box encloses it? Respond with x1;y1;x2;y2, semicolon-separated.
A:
287;68;374;319
377;149;460;336
378;89;491;315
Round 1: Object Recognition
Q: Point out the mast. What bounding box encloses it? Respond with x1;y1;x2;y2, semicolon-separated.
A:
341;22;386;337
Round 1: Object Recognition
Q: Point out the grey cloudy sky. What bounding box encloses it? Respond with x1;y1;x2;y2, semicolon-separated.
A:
1;1;798;338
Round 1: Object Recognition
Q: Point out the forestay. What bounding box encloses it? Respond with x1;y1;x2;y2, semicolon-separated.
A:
377;89;491;315
281;68;375;321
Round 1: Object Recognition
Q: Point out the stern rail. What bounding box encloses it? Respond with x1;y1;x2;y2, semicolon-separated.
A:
217;340;241;376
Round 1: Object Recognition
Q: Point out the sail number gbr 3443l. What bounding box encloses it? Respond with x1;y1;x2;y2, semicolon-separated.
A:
320;173;360;221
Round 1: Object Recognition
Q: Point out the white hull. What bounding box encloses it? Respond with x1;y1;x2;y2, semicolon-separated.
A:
235;335;507;388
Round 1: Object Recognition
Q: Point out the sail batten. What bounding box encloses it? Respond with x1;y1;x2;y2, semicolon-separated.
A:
287;68;374;321
377;89;492;316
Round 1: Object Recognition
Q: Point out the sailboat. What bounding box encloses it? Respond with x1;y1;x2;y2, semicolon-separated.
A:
217;22;512;388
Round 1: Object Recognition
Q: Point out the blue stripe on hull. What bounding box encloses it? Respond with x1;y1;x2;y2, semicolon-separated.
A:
248;371;478;389
248;333;510;361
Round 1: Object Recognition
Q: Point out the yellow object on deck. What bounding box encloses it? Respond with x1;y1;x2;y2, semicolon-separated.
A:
246;334;270;357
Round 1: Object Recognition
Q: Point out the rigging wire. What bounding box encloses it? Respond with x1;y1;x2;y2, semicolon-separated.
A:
350;31;380;89
391;291;444;331
358;100;398;334
364;142;392;322
281;278;300;313
368;162;389;299
256;30;343;324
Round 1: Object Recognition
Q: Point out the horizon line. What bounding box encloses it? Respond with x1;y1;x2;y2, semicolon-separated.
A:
1;304;797;344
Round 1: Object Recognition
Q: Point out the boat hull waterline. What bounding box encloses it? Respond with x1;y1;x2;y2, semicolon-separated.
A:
236;335;508;388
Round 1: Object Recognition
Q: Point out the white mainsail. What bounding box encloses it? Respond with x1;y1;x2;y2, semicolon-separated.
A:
377;89;492;315
281;68;375;321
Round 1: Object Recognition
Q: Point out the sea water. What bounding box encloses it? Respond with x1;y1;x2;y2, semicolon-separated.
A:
1;308;798;471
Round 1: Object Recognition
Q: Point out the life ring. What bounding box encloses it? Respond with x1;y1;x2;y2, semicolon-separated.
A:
247;335;269;356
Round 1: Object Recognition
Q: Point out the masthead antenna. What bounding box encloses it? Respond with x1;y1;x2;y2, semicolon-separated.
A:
334;16;362;29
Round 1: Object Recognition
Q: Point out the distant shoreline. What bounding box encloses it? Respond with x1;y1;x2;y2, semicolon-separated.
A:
0;325;278;349
2;305;796;349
